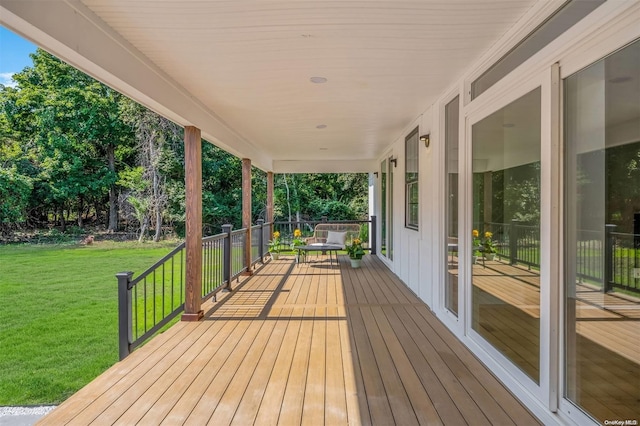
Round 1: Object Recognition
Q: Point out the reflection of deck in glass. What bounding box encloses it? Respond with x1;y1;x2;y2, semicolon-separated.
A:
456;257;639;422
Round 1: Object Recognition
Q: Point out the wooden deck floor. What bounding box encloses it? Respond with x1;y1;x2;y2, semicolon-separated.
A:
39;254;540;426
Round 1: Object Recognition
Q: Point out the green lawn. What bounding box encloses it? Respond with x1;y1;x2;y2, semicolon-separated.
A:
0;241;178;405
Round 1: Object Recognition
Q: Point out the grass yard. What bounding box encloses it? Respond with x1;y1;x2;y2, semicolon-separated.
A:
0;240;178;405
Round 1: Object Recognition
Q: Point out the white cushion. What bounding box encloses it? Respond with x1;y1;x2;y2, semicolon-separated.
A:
325;231;347;247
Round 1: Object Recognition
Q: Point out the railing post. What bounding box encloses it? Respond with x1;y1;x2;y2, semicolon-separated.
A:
257;219;265;263
222;224;233;291
510;219;518;265
370;215;377;255
116;271;134;361
604;224;616;293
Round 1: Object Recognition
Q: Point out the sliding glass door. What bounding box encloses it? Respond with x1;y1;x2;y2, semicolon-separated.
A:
564;38;640;423
471;87;542;383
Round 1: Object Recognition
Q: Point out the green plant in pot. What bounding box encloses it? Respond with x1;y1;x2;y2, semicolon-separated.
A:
483;231;497;260
472;229;482;264
290;228;305;262
346;238;365;268
269;231;281;260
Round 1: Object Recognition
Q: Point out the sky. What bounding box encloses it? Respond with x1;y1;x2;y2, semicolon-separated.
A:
0;26;38;87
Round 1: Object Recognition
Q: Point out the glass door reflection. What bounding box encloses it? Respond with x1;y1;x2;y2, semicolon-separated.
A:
471;87;541;383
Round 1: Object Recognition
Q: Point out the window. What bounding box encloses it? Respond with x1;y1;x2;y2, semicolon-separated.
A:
405;127;419;230
380;156;394;260
445;96;460;316
471;0;605;99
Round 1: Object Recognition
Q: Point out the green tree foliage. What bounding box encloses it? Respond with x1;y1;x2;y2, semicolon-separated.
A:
274;173;368;222
1;49;133;230
0;166;32;224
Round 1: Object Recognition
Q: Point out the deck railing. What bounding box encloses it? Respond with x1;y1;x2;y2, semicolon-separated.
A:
117;221;271;360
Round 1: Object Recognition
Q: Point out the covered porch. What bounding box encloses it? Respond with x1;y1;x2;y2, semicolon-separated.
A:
39;254;540;425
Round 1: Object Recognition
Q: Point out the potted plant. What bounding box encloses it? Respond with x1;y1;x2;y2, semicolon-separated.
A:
483;231;497;261
269;231;281;260
346;238;365;268
290;229;305;263
472;229;482;264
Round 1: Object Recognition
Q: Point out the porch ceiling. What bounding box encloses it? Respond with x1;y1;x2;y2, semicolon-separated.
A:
1;0;540;172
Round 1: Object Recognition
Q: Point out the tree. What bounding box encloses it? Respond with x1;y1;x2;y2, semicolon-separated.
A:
0;166;32;226
2;49;133;231
273;173;369;222
119;99;181;241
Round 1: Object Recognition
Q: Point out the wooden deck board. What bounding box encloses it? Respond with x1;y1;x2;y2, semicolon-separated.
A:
39;254;541;426
252;306;304;425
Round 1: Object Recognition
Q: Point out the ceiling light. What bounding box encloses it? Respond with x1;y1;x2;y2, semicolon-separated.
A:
316;124;327;129
310;77;327;84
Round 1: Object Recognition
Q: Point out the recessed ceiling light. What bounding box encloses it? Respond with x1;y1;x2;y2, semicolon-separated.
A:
503;123;515;128
310;77;327;84
316;124;327;129
609;76;632;84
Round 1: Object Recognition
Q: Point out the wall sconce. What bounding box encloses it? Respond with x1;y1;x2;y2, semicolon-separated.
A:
420;134;430;148
389;158;397;168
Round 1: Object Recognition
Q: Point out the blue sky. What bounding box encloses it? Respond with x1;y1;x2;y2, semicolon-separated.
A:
0;26;37;87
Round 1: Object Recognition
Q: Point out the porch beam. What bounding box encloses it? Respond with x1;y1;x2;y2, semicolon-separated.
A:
182;126;203;321
243;158;253;275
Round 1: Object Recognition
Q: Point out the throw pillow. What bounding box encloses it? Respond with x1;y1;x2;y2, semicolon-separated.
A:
325;231;347;247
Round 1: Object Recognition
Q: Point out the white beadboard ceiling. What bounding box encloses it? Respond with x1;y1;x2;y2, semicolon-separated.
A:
2;0;542;171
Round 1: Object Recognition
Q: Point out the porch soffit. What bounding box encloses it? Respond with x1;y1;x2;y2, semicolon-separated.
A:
1;0;541;172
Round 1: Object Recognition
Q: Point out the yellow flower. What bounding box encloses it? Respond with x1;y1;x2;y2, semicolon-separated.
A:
472;229;479;238
353;238;361;244
484;231;493;239
273;231;280;239
294;229;302;238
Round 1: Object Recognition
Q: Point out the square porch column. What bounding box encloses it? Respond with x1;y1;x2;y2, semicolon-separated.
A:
243;158;253;275
267;171;274;234
182;126;203;321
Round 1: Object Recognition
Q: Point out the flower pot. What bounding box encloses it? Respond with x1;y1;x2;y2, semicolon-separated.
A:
484;253;495;261
271;252;280;260
472;256;478;264
350;258;362;268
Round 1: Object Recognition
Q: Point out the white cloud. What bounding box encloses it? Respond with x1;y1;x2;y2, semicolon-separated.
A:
0;72;17;88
